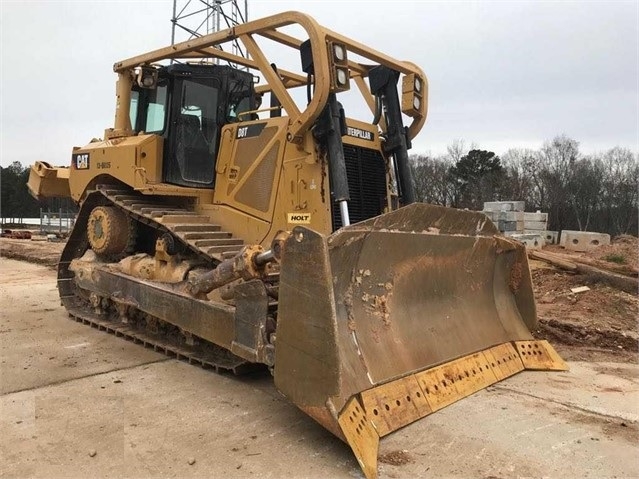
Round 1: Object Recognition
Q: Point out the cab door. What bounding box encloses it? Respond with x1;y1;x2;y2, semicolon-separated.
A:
164;75;221;188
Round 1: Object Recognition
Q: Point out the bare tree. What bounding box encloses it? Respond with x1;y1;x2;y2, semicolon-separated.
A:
410;154;454;205
501;148;537;205
409;136;637;237
568;156;603;231
600;147;639;235
537;135;581;230
445;139;468;164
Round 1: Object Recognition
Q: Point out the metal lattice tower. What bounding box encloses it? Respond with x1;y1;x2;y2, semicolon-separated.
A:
171;0;248;65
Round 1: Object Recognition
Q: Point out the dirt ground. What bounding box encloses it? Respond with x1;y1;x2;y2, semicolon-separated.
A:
529;235;638;362
559;234;638;273
0;237;64;269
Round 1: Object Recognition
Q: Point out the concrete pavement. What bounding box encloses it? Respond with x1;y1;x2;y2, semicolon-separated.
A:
1;258;637;478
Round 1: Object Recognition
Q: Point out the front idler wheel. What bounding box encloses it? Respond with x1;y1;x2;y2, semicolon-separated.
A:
87;206;133;257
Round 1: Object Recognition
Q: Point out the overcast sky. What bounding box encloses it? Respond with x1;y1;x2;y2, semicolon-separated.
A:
1;0;637;167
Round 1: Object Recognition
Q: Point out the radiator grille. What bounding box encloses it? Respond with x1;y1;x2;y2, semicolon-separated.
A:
332;145;387;230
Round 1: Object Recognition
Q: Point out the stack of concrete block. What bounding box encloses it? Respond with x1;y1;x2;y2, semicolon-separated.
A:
522;211;559;245
498;211;525;232
523;211;548;232
482;201;525;234
483;201;525;213
482;201;549;249
560;231;611;252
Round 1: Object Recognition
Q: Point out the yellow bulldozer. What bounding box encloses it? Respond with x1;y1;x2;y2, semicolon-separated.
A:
28;11;566;478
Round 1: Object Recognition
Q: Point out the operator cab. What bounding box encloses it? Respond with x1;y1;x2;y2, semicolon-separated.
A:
129;64;255;188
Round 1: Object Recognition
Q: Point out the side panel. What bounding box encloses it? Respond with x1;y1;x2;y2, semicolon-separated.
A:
67;135;162;200
211;117;333;245
66;135;213;201
214;117;289;221
274;135;333;238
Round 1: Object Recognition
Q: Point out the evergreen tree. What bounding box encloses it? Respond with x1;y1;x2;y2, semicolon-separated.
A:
448;149;503;209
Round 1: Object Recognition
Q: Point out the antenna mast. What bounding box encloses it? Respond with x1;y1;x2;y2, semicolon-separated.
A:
171;0;248;66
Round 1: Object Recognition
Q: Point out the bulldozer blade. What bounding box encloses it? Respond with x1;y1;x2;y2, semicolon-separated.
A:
337;340;566;478
274;204;567;479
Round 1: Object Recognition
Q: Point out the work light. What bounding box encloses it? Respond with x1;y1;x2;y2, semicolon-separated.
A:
328;41;350;92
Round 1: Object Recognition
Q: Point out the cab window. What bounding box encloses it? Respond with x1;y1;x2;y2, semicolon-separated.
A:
146;84;167;133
